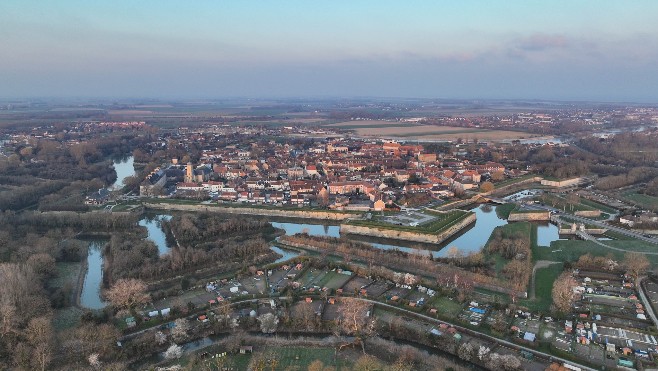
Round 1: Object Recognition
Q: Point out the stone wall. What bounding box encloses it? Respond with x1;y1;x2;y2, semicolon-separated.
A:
339;213;476;244
143;203;354;221
540;177;583;188
574;210;602;217
508;211;550;221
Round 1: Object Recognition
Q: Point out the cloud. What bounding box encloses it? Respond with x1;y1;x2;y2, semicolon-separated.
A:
516;33;569;51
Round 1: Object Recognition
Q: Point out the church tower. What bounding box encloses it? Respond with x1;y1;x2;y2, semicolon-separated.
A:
185;162;193;183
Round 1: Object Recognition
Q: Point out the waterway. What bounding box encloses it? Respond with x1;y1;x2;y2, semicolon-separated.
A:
139;214;173;255
80;240;108;309
271;204;564;258
110;156;136;190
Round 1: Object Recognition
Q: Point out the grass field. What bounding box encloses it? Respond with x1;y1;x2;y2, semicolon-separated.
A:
519;263;563;313
534;239;658;265
351;125;533;141
316;271;352;290
430;296;464;317
622;191;658;210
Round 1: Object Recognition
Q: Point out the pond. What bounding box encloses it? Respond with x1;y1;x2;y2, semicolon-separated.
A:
80;240;108;309
110;156;136;190
140;214;173;255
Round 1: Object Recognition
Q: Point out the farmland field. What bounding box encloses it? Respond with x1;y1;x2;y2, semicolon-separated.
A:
342;124;536;141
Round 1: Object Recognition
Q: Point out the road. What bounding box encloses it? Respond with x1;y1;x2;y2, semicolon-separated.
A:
521;203;658;245
637;277;658;326
121;295;597;371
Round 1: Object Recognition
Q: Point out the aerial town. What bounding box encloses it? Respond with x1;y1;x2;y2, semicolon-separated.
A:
1;99;658;370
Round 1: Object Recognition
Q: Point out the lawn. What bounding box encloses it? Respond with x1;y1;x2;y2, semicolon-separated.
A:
430;296;463;317
538;194;598;213
316;271;353;290
519;263;564;313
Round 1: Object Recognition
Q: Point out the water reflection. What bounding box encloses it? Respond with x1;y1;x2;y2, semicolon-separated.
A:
271;222;340;238
139;215;173;255
80;240;108;309
111;156;136;190
271;246;300;263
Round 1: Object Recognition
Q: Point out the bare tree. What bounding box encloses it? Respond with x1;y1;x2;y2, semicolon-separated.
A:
551;272;577;313
337;298;375;353
624;252;650;280
257;313;279;334
171;318;191;343
164;344;183;360
105;278;149;310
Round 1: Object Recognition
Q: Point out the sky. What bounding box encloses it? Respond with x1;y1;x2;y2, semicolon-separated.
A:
1;1;658;102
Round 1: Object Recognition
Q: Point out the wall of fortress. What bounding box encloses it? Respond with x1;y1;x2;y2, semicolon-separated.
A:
508;211;551;221
339;213;477;244
143;203;354;220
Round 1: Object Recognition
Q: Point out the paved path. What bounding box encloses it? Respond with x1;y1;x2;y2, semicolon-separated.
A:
637;277;658;326
530;260;561;300
525;203;658;245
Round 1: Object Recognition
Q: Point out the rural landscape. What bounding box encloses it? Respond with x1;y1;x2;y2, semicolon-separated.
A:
1;99;658;371
3;1;658;370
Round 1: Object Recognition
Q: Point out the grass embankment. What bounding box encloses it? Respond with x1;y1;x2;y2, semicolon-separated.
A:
492;174;538;189
622;191;658;211
495;203;517;219
538;194;615;215
535;239;658;264
142;198;362;214
168;346;350;370
346;210;470;234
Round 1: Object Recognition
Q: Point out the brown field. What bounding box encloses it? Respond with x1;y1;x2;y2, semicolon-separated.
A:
328;120;403;127
107;110;154;115
353;125;536;141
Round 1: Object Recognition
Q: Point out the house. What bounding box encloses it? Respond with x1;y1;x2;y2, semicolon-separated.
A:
240;346;253;354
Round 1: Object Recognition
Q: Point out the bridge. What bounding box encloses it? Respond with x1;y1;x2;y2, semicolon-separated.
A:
475;196;506;204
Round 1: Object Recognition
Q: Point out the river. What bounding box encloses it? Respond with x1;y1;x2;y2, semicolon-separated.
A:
79;240;108;309
110;156;136;190
79;204;562;309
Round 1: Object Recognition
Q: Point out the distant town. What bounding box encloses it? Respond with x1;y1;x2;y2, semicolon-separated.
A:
2;99;658;370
